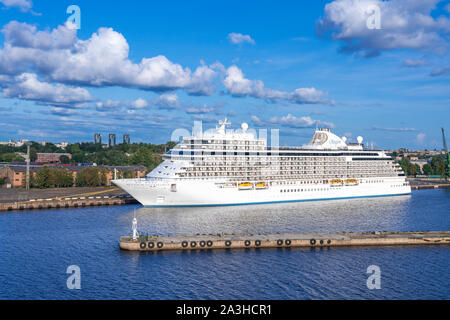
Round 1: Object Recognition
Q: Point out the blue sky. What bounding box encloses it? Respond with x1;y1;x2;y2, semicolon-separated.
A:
0;0;449;149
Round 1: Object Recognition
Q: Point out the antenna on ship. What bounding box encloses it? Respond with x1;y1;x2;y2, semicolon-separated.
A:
132;209;139;241
217;118;231;134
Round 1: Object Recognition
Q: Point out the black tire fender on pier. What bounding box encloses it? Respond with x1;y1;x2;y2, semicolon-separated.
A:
190;241;197;248
200;241;206;247
225;240;232;247
245;240;251;247
320;240;324;245
157;242;164;248
148;242;155;249
140;242;146;249
310;239;316;246
181;241;188;248
255;240;261;247
285;239;292;246
277;239;283;246
327;239;331;245
207;240;213;247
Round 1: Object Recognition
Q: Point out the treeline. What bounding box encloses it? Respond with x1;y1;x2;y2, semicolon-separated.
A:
30;167;138;188
0;141;176;171
398;155;447;176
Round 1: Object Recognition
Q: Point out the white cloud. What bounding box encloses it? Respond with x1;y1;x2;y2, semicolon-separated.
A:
2;73;93;106
49;107;80;116
95;99;123;111
0;0;32;12
269;114;334;128
2;21;77;49
251;113;334;128
251;115;263;125
95;98;150;111
430;66;450;76
316;0;450;57
130;98;149;109
228;33;255;45
0;22;219;95
185;103;223;115
369;125;417;132
223;65;329;104
402;59;426;67
154;93;179;109
416;133;426;144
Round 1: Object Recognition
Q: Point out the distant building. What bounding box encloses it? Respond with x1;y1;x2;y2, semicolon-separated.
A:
94;133;102;144
55;142;69;149
0;164;147;188
14;139;29;147
36;153;72;163
123;134;130;144
108;134;116;147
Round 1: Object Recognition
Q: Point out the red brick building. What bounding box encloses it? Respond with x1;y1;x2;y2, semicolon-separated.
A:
36;153;72;163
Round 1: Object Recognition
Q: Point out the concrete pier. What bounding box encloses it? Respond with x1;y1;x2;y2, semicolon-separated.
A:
410;183;450;190
0;196;138;212
120;231;450;252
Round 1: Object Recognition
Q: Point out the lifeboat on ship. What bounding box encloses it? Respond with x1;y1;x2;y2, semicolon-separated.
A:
329;179;343;186
344;179;358;186
255;182;268;190
238;182;253;190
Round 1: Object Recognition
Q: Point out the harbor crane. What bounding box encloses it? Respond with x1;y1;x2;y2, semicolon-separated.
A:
442;128;449;181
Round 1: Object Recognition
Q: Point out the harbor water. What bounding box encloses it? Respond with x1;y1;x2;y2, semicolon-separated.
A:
1;189;449;299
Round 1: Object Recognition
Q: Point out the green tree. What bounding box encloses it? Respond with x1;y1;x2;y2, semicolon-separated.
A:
0;177;4;185
0;153;25;162
33;166;51;188
59;155;71;164
49;169;74;187
122;169;136;179
398;158;411;176
76;167;106;187
30;147;37;162
422;163;433;175
431;155;445;176
131;146;160;169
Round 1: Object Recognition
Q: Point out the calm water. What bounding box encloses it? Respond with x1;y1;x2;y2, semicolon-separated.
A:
0;189;449;300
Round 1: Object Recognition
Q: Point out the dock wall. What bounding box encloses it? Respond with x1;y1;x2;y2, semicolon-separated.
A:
0;197;138;212
120;231;450;252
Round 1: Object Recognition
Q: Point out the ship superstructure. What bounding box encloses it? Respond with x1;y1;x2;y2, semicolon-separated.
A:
113;119;410;206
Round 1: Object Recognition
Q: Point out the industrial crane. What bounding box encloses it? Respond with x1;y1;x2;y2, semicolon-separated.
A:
442;128;449;181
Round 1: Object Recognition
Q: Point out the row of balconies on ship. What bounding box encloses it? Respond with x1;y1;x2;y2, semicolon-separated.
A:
183;138;266;144
179;168;396;175
188;162;350;167
181;139;266;146
180;170;396;176
185;165;393;172
184;163;392;170
178;145;265;151
168;153;382;159
187;161;394;167
177;172;398;179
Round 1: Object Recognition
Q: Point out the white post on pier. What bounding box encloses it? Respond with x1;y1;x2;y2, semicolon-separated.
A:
132;210;138;240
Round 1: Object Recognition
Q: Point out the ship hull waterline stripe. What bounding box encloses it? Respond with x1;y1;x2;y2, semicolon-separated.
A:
142;192;412;208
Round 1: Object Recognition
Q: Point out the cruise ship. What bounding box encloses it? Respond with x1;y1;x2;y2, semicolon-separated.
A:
112;119;411;207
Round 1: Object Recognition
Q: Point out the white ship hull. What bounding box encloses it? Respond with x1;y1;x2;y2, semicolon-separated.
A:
113;177;411;207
